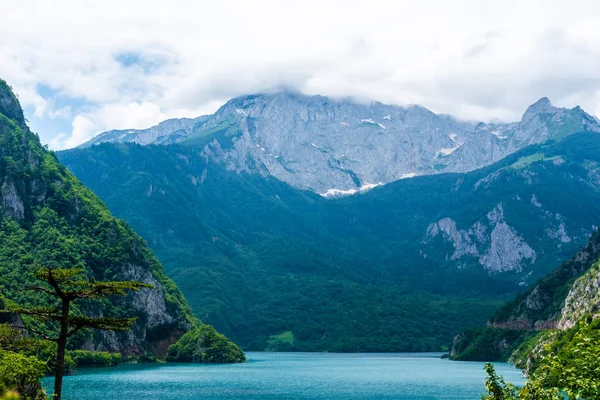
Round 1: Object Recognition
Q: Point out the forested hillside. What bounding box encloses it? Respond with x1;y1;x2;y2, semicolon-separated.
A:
59;132;600;351
451;228;600;367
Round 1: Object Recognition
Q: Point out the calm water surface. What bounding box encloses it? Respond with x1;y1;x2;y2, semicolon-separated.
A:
43;352;525;399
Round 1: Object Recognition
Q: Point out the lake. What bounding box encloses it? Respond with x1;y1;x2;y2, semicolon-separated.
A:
43;352;526;399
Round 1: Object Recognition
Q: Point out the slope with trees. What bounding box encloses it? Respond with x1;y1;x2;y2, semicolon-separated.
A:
59;129;600;351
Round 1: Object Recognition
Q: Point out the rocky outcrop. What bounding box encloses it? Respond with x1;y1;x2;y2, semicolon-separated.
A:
424;203;536;273
1;180;25;219
451;230;600;361
557;262;600;330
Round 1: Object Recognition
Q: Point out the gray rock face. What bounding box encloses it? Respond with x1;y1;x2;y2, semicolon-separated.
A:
81;116;208;147
87;263;186;355
81;92;600;194
1;180;25;219
558;263;600;330
424;204;536;273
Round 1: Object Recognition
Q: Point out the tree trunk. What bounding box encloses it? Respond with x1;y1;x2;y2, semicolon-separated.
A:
53;299;70;400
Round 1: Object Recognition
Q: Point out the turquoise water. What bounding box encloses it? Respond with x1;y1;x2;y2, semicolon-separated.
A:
43;352;525;399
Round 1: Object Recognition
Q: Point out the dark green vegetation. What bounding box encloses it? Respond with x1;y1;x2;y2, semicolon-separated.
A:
482;321;600;399
0;80;244;397
67;350;121;367
449;327;538;362
455;216;600;397
452;230;600;362
59;128;600;351
166;325;245;363
490;230;600;328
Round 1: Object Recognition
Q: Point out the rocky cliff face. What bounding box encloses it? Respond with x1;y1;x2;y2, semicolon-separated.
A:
450;229;600;362
0;79;194;356
424;204;537;273
81;91;600;194
558;262;600;330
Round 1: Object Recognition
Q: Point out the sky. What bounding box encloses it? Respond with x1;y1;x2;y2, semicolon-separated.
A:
2;0;600;149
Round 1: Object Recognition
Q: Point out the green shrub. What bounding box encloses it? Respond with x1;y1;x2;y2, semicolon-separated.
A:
0;350;47;400
68;350;121;367
166;325;245;363
482;320;600;399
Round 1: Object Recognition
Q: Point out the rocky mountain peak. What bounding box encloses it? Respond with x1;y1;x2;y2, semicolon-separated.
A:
520;97;557;122
0;79;26;126
77;91;600;194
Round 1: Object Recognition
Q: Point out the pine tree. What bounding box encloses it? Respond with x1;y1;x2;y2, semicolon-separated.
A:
6;266;153;400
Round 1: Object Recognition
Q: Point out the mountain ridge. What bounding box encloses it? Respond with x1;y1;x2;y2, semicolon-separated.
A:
78;91;600;194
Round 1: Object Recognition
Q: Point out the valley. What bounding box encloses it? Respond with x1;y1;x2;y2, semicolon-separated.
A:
59;104;600;352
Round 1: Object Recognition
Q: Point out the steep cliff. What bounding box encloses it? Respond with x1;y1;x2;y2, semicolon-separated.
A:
451;230;600;362
0;79;196;356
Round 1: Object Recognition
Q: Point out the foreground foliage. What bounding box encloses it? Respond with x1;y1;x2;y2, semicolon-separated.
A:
0;350;46;400
482;321;600;399
166;325;246;363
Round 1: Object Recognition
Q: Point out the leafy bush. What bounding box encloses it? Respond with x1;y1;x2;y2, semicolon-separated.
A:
451;327;537;361
68;350;121;367
482;321;600;399
0;350;47;400
166;325;245;363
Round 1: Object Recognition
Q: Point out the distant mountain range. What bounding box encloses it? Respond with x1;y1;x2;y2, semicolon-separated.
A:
79;91;600;195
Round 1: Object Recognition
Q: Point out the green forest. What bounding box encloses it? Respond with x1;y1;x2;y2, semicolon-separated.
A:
59;133;600;351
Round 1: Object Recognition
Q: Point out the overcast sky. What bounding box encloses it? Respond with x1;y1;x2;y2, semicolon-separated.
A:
2;0;600;149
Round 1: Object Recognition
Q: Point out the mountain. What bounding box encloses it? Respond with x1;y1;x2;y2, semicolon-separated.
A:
451;228;600;375
59;131;600;351
82;116;209;147
450;229;600;362
79;91;600;194
0;79;198;357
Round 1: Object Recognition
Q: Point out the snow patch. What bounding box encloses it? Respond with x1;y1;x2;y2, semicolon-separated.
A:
320;182;384;198
383;115;391;120
361;119;386;129
341;122;350;127
531;194;542;208
438;147;459;156
491;130;507;140
400;172;417;179
436;134;463;157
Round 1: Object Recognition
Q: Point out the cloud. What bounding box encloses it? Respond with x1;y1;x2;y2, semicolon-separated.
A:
2;0;600;149
49;102;169;149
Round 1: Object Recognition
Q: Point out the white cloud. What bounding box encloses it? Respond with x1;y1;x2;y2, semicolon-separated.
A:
2;0;600;149
49;102;169;150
